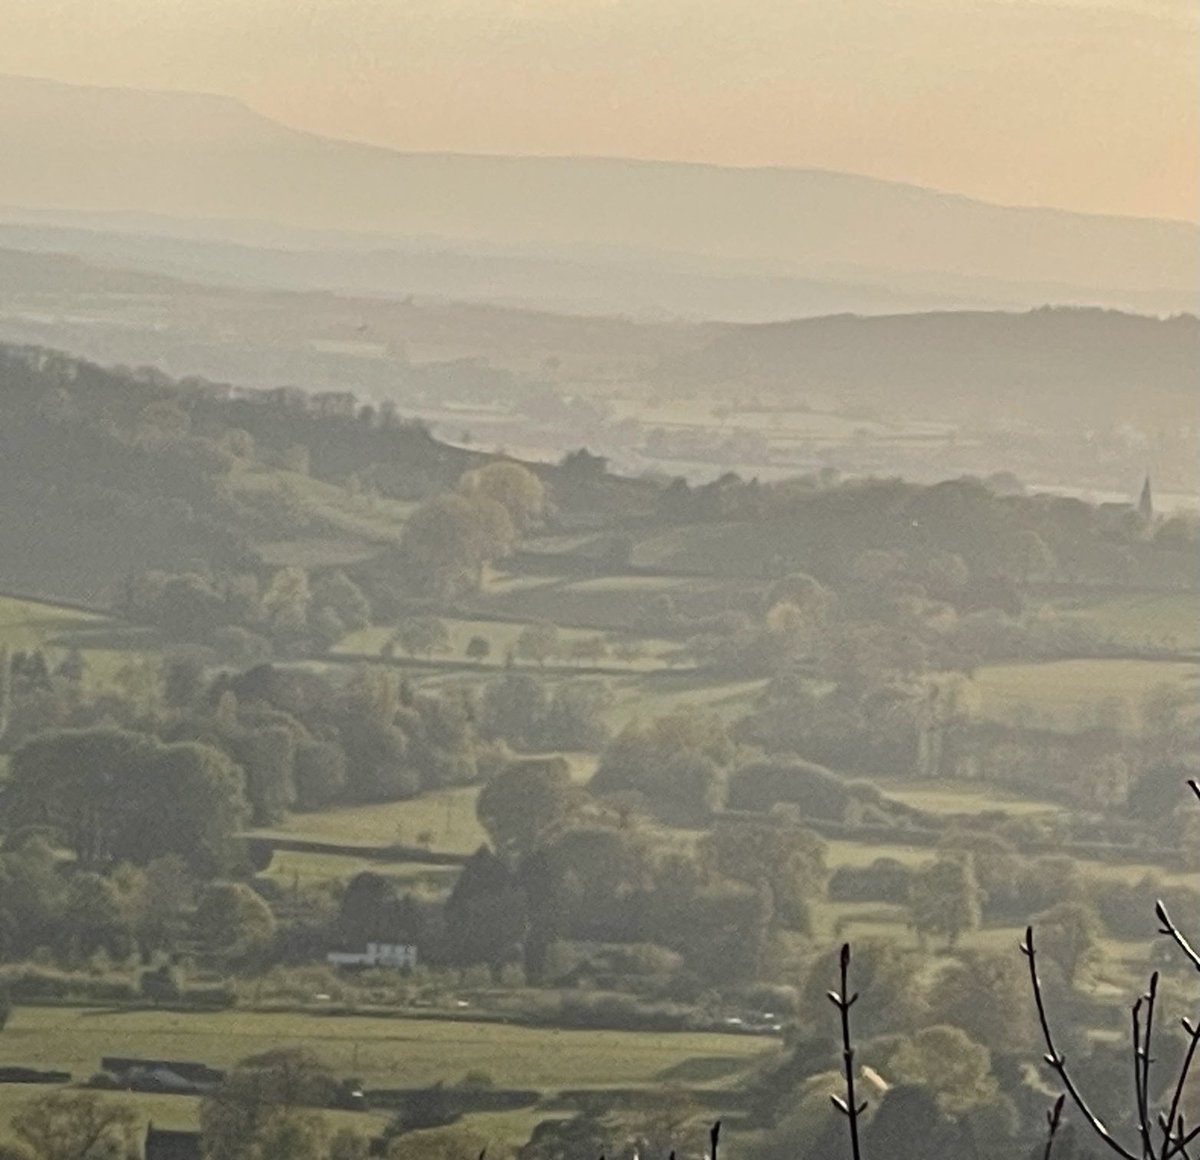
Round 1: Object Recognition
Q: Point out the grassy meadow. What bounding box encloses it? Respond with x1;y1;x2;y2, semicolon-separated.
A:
0;593;159;693
1061;591;1200;650
0;1007;772;1094
969;657;1198;728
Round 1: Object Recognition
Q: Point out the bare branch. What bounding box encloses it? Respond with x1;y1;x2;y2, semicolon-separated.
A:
1043;1094;1066;1160
1160;1019;1200;1160
1156;902;1200;975
1022;926;1141;1160
828;943;866;1160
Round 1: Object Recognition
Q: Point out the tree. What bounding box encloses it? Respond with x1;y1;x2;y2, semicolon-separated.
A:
465;635;492;663
328;1130;371;1160
162;651;207;708
261;567;311;637
515;622;560;667
246;1110;328;1160
885;1025;1000;1115
938;829;1021;917
567;635;608;664
60;872;134;961
311;571;371;632
860;1084;957;1160
233;725;297;827
1033;899;1104;986
1010;529;1057;583
337;872;409;947
444;846;528;971
520;1104;619;1160
591;711;734;819
393;616;450;659
194;882;276;956
907;854;982;948
927;950;1038;1055
292;740;348;811
699;821;827;931
11;1091;140;1160
479;671;548;749
399;493;515;597
4;730;249;876
476;757;578;861
540;681;613;751
200;1050;336;1160
458;461;547;532
386;1127;491;1160
157;574;226;641
801;939;925;1040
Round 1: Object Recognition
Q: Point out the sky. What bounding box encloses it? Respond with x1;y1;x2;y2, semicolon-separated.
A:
0;0;1196;222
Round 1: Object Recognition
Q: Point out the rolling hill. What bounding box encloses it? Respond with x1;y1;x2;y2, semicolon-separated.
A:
1;74;1196;320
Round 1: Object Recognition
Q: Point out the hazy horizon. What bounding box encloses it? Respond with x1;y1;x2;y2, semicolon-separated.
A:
1;0;1196;223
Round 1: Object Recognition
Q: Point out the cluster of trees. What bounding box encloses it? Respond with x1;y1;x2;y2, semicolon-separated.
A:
396;462;547;599
121;566;372;657
652;473;1196;586
425;751;833;986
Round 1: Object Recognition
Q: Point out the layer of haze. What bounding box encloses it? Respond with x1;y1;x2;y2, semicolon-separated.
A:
1;0;1196;223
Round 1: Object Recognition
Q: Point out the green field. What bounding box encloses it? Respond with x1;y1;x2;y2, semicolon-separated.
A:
0;593;156;692
605;675;768;729
0;594;99;651
880;779;1066;818
262;849;463;891
970;658;1198;728
1064;591;1200;650
261;787;487;855
0;1008;772;1094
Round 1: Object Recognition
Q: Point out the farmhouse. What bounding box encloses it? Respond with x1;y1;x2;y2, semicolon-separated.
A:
327;942;418;969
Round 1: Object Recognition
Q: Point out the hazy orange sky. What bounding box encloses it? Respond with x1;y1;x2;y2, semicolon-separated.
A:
1;0;1196;221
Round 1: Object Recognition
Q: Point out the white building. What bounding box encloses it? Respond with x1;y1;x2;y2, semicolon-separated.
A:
327;943;418;970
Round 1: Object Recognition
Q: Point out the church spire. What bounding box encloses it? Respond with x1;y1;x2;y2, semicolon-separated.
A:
1138;474;1153;521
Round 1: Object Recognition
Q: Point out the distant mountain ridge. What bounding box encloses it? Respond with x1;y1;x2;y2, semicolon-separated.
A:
1;74;1195;319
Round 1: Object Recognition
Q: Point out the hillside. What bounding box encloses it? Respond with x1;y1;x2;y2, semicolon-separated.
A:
0;344;461;603
2;251;1197;495
664;307;1200;425
0;341;655;605
1;75;1196;318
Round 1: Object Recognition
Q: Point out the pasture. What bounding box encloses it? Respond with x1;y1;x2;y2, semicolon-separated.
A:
263;787;487;856
0;593;155;692
0;1008;773;1094
879;779;1066;818
968;658;1197;729
1061;591;1200;650
605;674;767;729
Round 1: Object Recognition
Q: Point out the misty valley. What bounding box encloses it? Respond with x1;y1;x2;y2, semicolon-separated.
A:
0;59;1196;1160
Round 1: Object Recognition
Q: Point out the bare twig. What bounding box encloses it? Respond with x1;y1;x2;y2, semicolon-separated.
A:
709;1120;720;1160
1157;902;1200;976
828;943;867;1160
1159;1018;1200;1160
1043;1094;1066;1160
1022;926;1141;1160
1134;975;1161;1159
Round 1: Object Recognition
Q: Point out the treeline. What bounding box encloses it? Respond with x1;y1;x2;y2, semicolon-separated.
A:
648;472;1196;587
